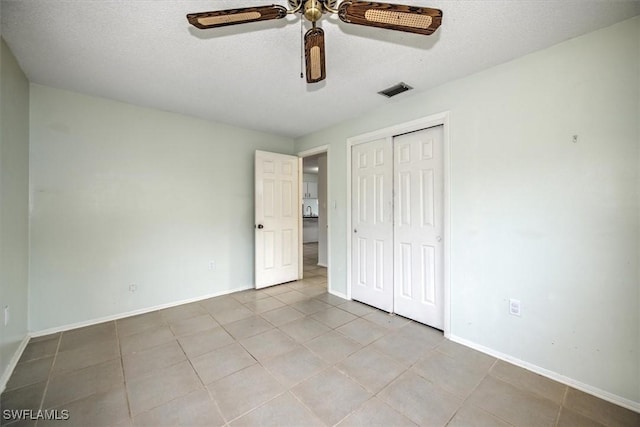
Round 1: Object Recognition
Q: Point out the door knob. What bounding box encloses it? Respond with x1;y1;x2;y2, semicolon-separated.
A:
257;224;264;229
436;235;442;242
354;229;357;233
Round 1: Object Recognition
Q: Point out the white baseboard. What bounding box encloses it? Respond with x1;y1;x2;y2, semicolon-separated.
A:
328;288;348;300
0;335;30;394
31;286;252;338
449;334;640;413
316;262;328;268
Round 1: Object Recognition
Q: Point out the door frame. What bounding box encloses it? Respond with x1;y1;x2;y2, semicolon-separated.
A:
297;145;331;293
346;112;451;337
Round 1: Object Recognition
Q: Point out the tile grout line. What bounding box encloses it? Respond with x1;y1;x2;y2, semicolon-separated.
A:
174;314;228;427
554;386;570;427
123;312;221;423
441;357;513;427
34;332;63;427
300;260;396;426
328;384;414;427
29;324;127;424
222;269;334;426
222;389;291;426
200;295;295;426
367;333;449;426
114;319;134;424
475;367;565;426
332;343;413;427
286;386;331;427
287;365;347;427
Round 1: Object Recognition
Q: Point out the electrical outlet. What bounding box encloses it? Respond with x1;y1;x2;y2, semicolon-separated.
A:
4;305;9;326
129;284;137;293
208;260;216;271
509;299;521;317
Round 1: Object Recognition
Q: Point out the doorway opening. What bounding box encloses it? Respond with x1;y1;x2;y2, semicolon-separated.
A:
298;146;330;293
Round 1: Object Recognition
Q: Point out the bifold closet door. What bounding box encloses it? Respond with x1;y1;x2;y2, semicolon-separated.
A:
350;126;444;329
351;138;394;312
393;126;444;329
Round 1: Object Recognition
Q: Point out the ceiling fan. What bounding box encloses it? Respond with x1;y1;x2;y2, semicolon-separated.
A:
186;1;443;83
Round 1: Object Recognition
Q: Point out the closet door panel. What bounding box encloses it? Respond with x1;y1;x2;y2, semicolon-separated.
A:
393;126;444;328
351;138;394;312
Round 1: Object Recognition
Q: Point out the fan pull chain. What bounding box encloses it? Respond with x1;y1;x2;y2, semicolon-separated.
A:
300;16;304;79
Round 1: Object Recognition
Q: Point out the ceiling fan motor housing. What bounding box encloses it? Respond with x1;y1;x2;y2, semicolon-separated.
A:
304;0;324;22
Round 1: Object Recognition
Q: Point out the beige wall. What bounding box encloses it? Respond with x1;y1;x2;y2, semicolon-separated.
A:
296;17;640;406
29;85;294;331
0;38;30;389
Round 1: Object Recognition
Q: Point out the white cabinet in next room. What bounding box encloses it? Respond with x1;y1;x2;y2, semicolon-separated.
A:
303;181;318;199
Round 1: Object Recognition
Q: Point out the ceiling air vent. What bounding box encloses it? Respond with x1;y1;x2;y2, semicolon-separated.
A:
378;82;413;98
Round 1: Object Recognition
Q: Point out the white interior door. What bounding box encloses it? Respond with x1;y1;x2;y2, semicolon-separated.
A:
393;126;444;328
351;138;394;312
255;150;300;289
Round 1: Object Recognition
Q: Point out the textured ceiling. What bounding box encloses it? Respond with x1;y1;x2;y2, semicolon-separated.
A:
2;1;639;138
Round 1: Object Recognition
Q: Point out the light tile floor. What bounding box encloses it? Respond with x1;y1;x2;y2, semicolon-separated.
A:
2;243;638;426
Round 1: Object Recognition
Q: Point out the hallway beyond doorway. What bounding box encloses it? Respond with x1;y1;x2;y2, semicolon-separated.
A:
303;242;327;287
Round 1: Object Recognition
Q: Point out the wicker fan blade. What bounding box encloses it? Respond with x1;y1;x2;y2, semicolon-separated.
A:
338;1;442;35
187;5;288;29
305;27;326;83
